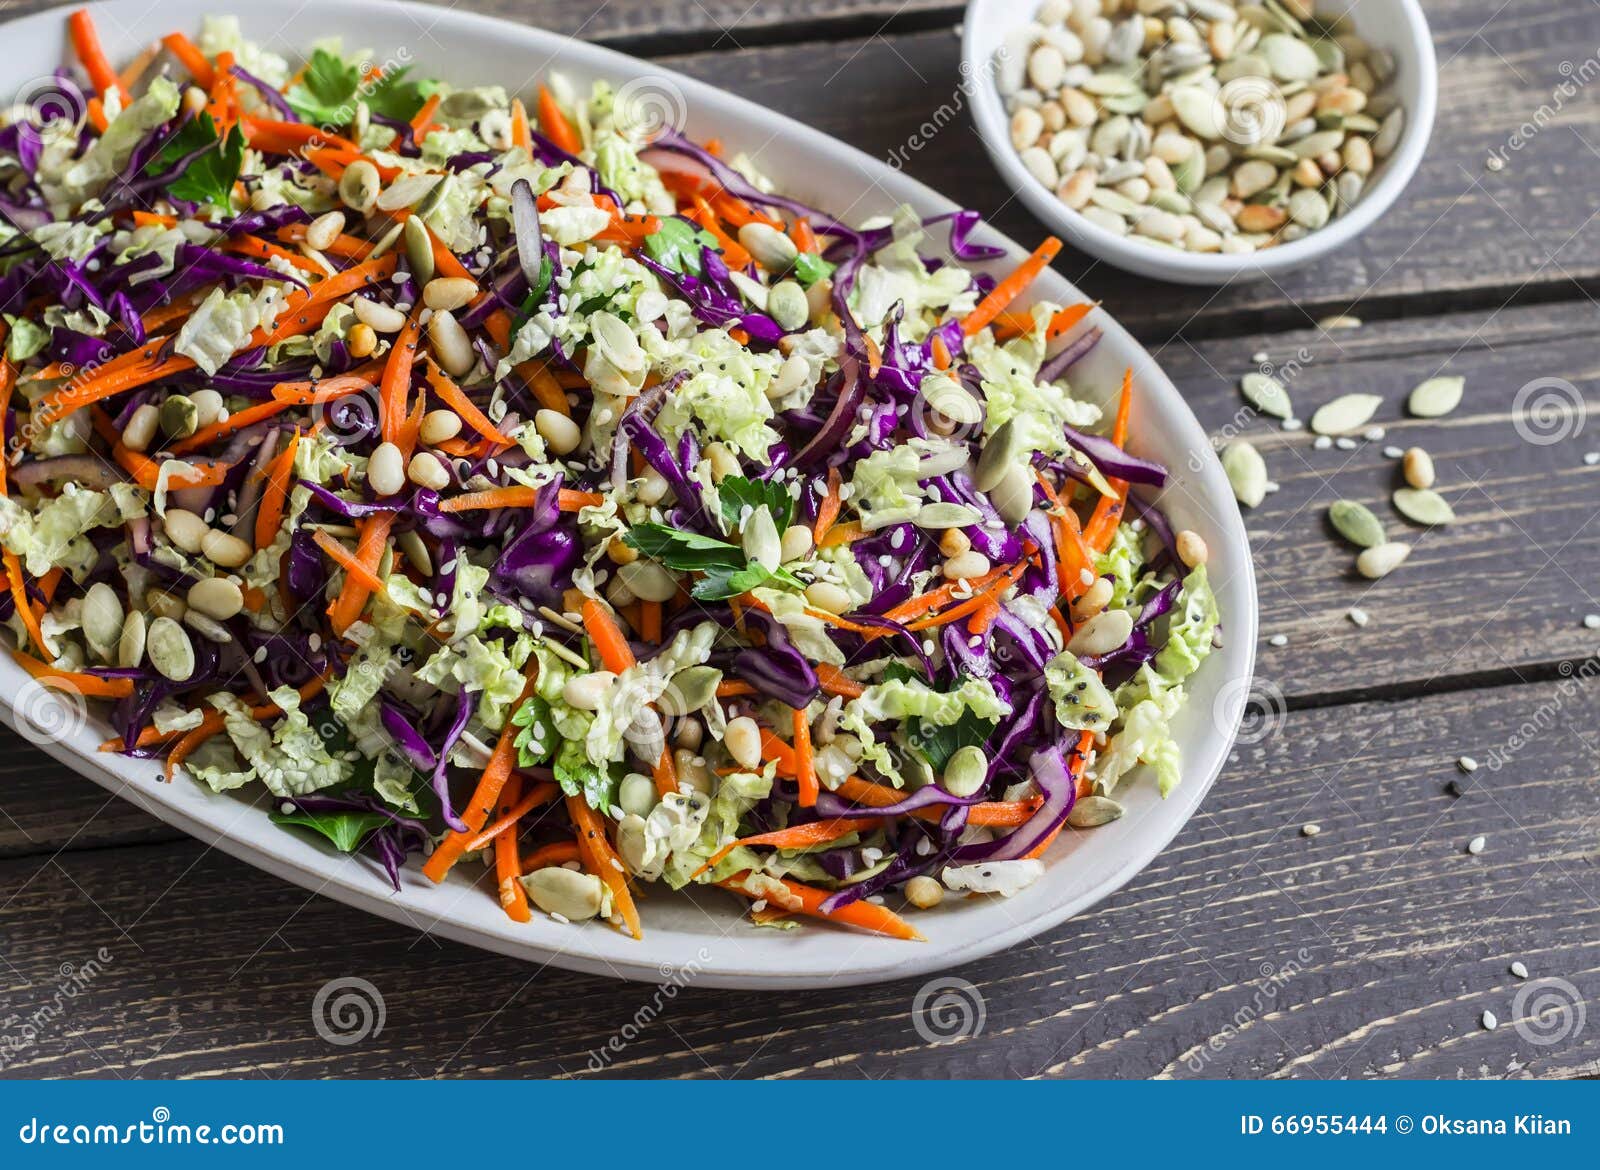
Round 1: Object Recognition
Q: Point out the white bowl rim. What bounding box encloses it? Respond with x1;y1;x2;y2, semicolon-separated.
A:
0;0;1257;988
961;0;1439;283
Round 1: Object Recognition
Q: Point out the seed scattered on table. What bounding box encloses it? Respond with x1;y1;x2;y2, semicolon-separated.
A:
1466;835;1486;855
1510;961;1529;979
1347;607;1369;627
1301;822;1322;837
1481;1009;1498;1031
1268;633;1288;647
1458;755;1479;773
1583;614;1600;630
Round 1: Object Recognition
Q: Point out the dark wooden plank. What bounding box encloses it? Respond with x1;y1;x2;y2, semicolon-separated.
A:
1;674;1595;1079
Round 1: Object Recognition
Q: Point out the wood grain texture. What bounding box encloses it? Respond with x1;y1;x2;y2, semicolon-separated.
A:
1;676;1596;1079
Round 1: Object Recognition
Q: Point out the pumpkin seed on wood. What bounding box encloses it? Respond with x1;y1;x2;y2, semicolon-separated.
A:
1310;393;1384;436
1356;541;1411;580
1393;487;1455;526
1329;499;1385;548
1407;375;1465;418
1222;441;1268;508
1240;372;1293;419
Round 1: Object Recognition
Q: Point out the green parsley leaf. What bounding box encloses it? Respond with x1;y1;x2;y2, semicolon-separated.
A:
644;216;719;276
146;112;244;208
716;476;795;532
512;694;559;770
270;808;390;853
624;524;744;572
553;737;620;815
286;48;431;126
691;562;804;601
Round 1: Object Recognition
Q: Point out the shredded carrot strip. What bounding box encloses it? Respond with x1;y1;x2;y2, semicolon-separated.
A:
439;487;537;513
68;10;122;100
537;85;582;154
812;466;842;544
651;748;678;799
793;707;819;808
493;776;533;922
818;520;866;548
931;333;952;370
696;816;873;878
162;31;215;88
409;92;442;135
718;873;923;941
254;432;300;550
423;359;513;445
379;310;423;445
962;238;1062;336
12;652;133;698
509;97;532;153
569;795;642;939
422;676;537;881
582;597;636;674
816;663;865;699
522;839;581;872
313;529;387;592
327;514;394;634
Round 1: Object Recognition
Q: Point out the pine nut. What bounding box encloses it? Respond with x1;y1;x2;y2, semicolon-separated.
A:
943;550;991;581
189;389;224;428
1403;447;1435;490
522;867;604;920
1070;576;1113;623
427;309;475;378
200;529;252;568
904;876;944;909
351;296;407;334
121;404;159;452
607;536;638;565
423;277;479;313
305;210;346;252
804;582;851;613
939;528;971;558
162;509;209;554
419;409;462;446
674;716;704;751
779;525;813;563
535;408;580;455
187;577;245;621
368;441;406;496
407;451;451;490
736;222;798;271
724;716;763;770
1176;529;1209;568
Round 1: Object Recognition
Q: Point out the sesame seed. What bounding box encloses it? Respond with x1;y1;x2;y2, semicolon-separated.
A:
1313;435;1333;450
1347;607;1369;627
1481;1010;1498;1031
1467;835;1486;855
1363;426;1386;442
1583;614;1600;630
1268;634;1288;647
1335;436;1357;450
1383;445;1404;459
1281;417;1303;431
1510;961;1529;979
1458;756;1479;773
1583;452;1599;466
1301;823;1321;837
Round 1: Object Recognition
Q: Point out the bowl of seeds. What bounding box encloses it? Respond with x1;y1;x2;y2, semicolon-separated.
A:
962;0;1437;284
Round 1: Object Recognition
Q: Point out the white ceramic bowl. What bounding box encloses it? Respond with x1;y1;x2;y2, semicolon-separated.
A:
0;0;1255;987
963;0;1437;284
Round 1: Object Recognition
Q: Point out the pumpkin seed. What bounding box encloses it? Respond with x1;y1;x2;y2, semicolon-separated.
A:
975;419;1021;493
403;216;435;284
1356;541;1411;580
990;462;1035;528
1170;85;1223;140
915;502;982;529
1068;795;1125;828
116;610;146;669
1393;487;1455;526
659;666;722;716
1261;34;1321;82
1240;372;1293;419
1222;441;1268;507
1407;375;1464;418
1310;393;1383;435
81;582;123;660
1329;499;1385;548
146;616;196;681
942;746;989;798
520;867;605;921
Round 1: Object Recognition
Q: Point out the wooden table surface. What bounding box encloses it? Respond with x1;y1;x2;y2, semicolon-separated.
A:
2;0;1598;1079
